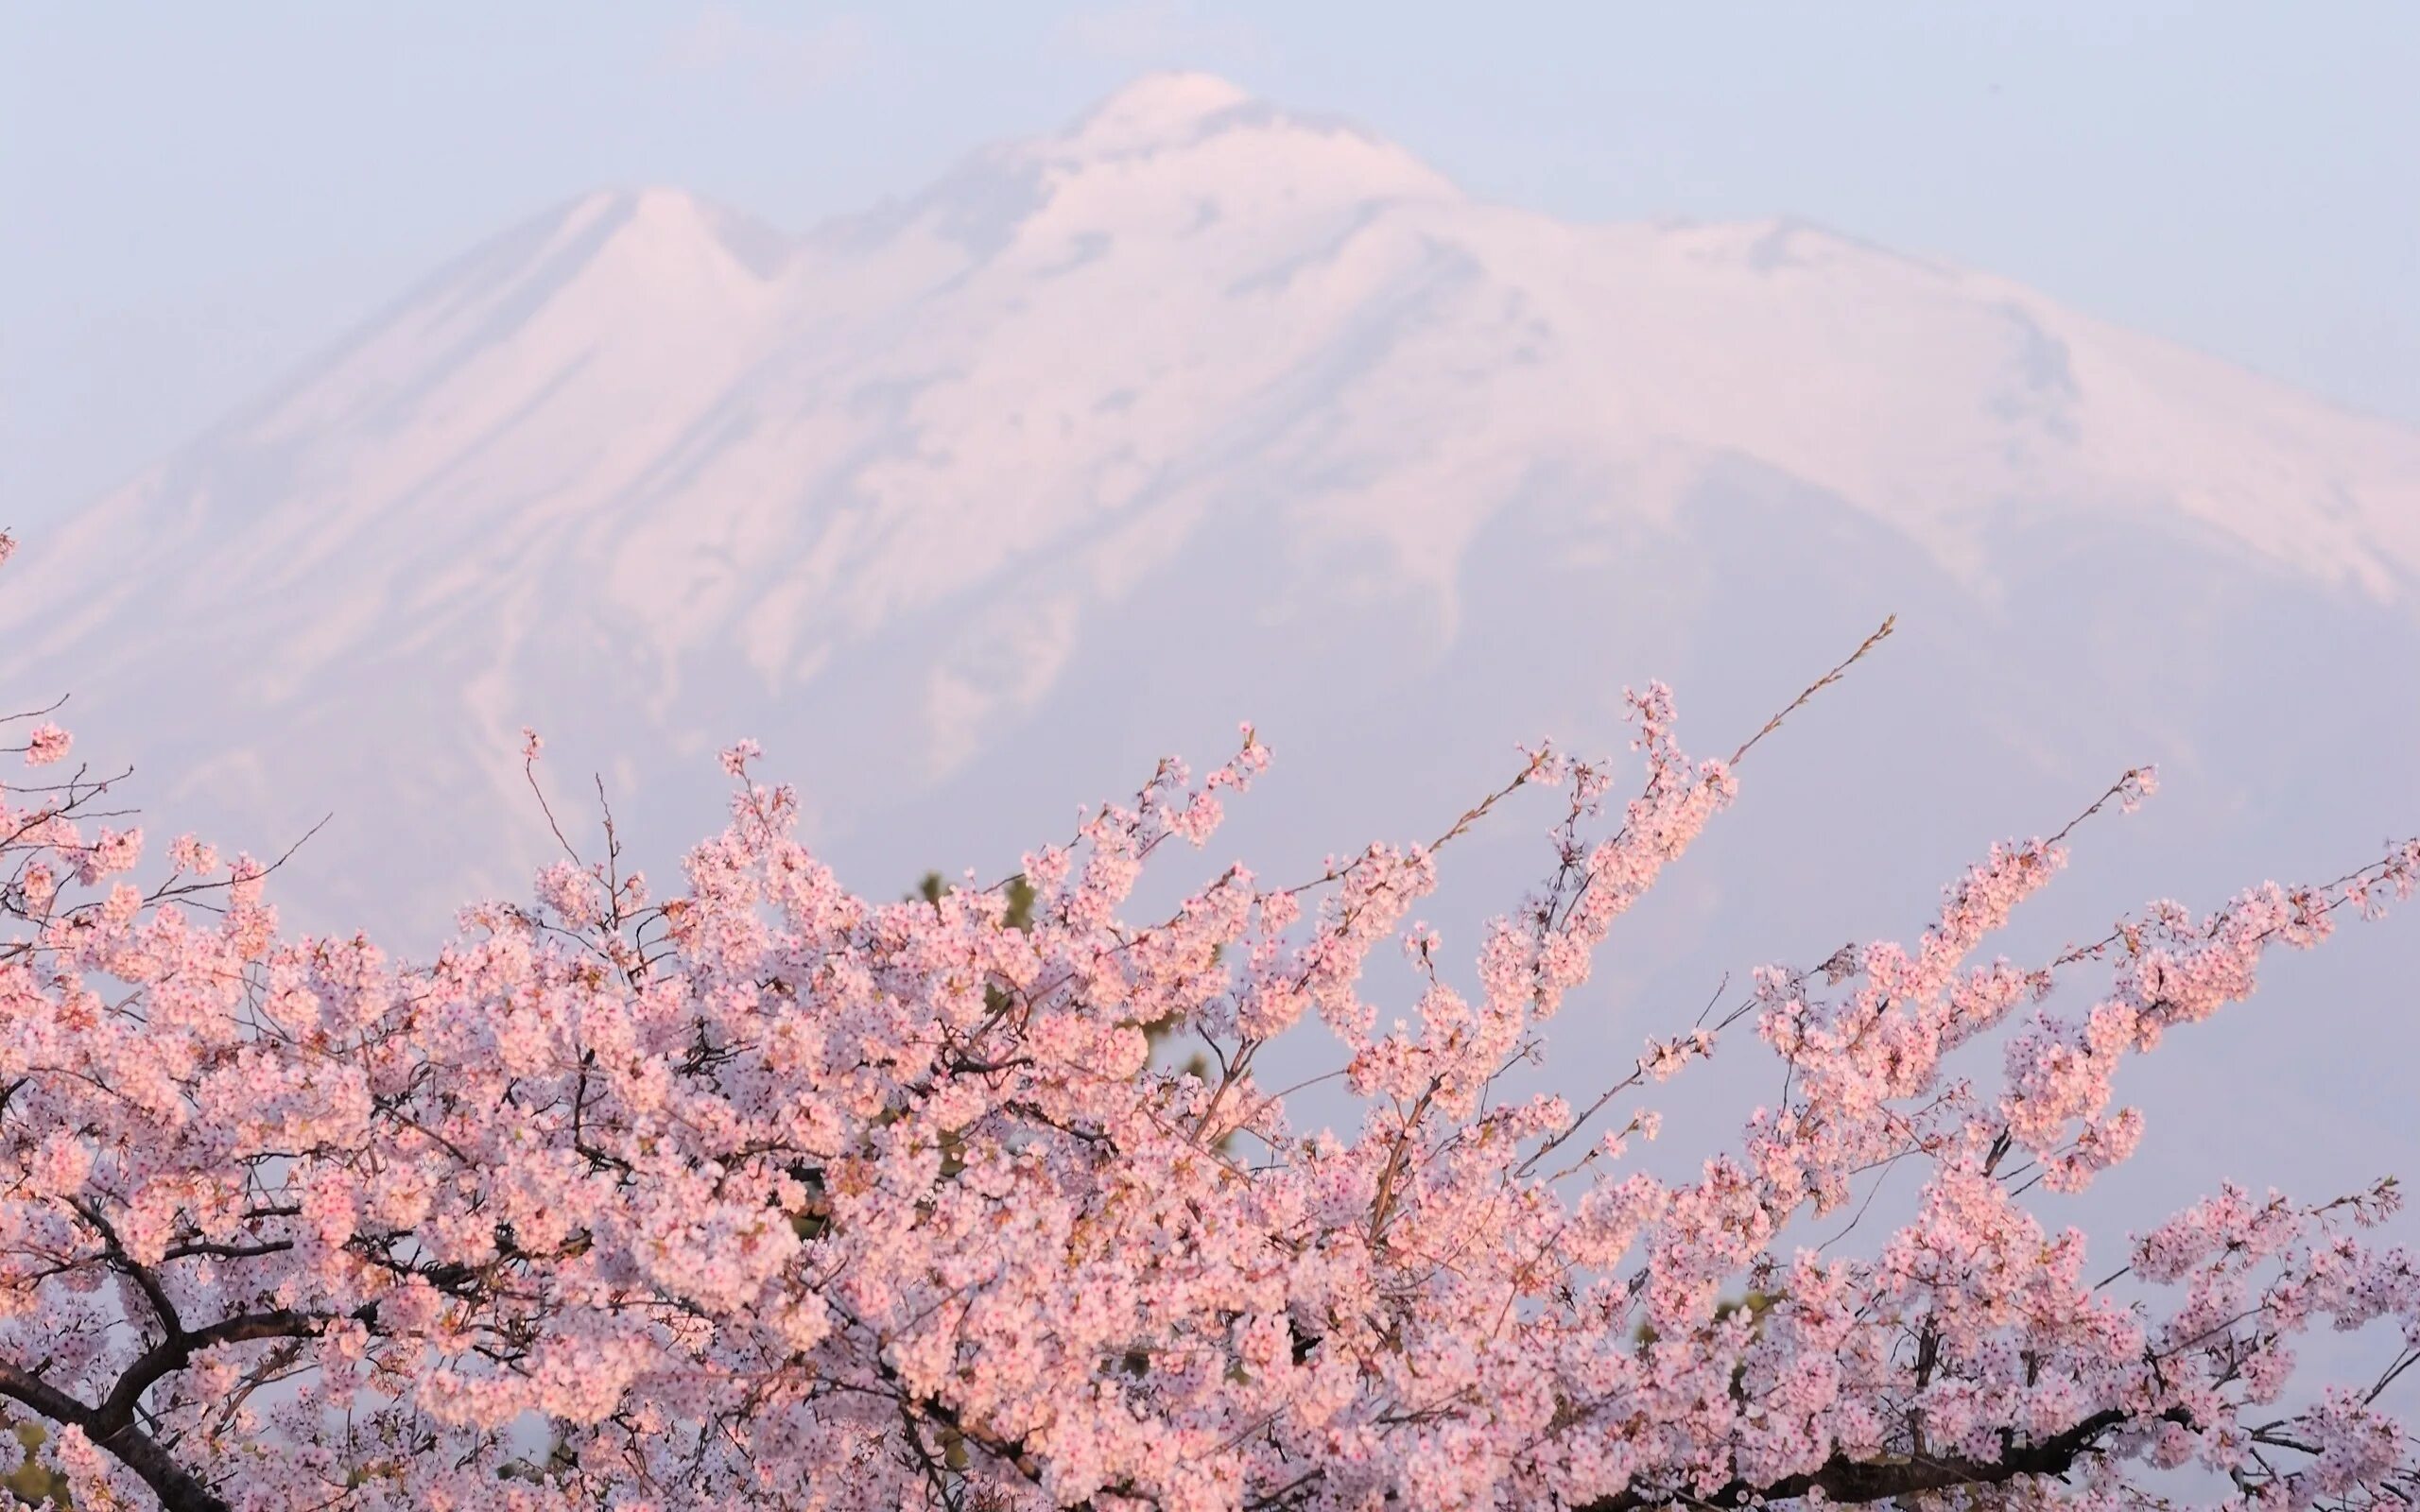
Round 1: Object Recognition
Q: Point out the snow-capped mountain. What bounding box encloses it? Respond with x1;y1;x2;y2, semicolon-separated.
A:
9;73;2417;1202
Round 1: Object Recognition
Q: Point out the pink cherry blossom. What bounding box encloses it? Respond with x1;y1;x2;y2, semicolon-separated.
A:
3;620;2418;1512
23;720;68;765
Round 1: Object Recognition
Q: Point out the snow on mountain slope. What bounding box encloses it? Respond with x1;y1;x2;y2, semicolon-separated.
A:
22;74;2417;687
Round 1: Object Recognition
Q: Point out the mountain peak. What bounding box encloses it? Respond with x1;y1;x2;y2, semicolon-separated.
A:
556;186;790;280
1068;71;1255;152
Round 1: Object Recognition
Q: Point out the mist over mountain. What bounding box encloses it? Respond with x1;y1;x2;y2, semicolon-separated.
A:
9;73;2416;1218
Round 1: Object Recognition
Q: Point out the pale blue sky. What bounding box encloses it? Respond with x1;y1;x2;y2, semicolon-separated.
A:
5;2;2416;521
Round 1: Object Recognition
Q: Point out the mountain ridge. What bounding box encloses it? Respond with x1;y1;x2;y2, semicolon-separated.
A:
27;72;2420;614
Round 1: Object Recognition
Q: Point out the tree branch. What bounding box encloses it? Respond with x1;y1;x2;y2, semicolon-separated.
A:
1578;1405;2182;1512
0;1359;233;1512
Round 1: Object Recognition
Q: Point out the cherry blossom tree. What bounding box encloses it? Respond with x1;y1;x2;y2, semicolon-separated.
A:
4;544;2417;1511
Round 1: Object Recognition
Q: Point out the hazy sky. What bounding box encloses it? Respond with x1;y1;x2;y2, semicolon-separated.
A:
6;2;2416;522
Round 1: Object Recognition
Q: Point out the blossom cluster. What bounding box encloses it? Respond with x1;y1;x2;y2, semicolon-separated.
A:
2;654;2417;1512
